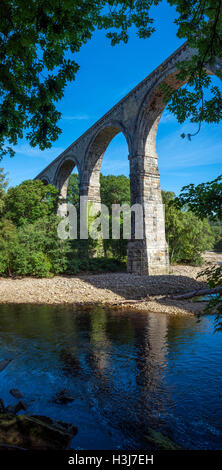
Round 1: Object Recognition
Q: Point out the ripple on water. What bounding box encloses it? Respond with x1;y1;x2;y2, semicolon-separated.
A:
0;304;221;449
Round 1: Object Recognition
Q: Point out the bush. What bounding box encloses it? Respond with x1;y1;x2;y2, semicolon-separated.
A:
0;219;18;275
0;215;70;277
5;179;58;226
211;225;222;252
162;191;215;265
67;256;126;274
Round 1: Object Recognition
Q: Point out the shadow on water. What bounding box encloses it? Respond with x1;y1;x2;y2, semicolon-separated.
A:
0;303;221;450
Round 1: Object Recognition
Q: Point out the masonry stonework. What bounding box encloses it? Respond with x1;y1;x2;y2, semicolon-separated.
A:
35;43;221;275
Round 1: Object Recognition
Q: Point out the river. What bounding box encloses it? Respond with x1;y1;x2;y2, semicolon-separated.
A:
0;304;221;450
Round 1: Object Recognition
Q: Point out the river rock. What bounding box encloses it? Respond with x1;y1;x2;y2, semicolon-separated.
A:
0;399;5;413
5;401;27;415
53;389;75;405
10;388;24;399
145;428;182;450
0;414;77;450
60;348;81;376
0;359;12;372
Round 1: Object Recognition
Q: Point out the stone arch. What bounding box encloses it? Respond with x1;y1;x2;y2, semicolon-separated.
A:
54;156;80;217
126;59;222;275
39;177;50;186
136;60;221;157
35;175;50;186
80;121;132;203
35;45;221;275
54;156;80;199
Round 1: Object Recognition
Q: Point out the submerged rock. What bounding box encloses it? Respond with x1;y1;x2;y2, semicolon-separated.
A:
145;428;182;450
10;389;24;399
60;348;81;376
0;399;5;413
53;389;75;405
5;401;27;415
0;413;77;450
0;359;12;372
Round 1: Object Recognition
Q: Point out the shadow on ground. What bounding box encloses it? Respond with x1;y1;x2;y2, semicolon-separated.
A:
69;272;208;314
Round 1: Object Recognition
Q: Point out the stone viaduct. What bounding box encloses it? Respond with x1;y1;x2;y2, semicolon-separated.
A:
35;42;221;276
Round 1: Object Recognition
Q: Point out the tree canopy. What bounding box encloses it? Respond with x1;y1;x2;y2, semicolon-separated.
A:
5;179;59;226
174;175;222;320
0;167;8;214
175;175;222;221
0;0;221;159
100;174;130;211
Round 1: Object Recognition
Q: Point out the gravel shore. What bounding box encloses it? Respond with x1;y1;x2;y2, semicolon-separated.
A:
0;252;221;316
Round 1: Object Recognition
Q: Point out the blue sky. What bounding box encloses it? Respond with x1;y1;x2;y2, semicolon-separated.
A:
2;1;222;194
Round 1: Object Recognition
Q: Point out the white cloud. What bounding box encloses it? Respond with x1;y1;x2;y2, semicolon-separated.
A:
159;112;177;124
14;144;64;161
62;114;90;121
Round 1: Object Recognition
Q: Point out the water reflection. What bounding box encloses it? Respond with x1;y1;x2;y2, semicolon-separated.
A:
0;304;221;449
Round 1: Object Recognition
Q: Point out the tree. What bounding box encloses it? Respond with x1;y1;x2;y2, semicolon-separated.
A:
67;176;214;263
67;173;80;207
66;173;130;260
13;216;70;276
174;176;222;321
0;0;156;159
0;218;17;275
0;168;8;215
161;0;222;139
162;190;214;264
0;1;221;159
5;179;59;226
100;174;130;210
0;215;70;277
174;175;222;220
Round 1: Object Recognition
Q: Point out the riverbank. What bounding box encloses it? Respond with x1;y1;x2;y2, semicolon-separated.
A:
0;252;221;315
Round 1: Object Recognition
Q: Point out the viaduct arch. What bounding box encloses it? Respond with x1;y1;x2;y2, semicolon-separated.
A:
35;42;222;275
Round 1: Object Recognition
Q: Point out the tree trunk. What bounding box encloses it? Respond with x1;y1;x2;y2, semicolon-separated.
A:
170;286;222;300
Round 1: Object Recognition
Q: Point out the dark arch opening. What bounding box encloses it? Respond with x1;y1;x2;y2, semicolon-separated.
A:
41;178;49;186
55;159;76;199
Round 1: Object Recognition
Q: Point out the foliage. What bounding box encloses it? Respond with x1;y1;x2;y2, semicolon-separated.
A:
0;214;70;277
197;264;222;331
0;0;157;159
0;167;8;194
67;173;79;208
100;174;130;259
67;256;126;275
66;173;130;260
0;168;8;215
0;172;218;278
175;174;222;323
174;175;222;221
161;0;222;139
1;1;221;159
0;218;17;275
5;179;59;226
211;224;222;252
162;190;214;264
100;174;130;210
66;176;214;265
14;216;69;276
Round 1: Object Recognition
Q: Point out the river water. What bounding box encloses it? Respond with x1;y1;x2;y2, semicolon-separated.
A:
0;304;221;450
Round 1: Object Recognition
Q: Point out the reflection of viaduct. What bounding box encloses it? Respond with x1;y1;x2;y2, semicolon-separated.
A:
35;43;221;275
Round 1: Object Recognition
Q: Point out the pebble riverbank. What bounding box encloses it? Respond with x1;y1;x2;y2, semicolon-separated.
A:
0;252;221;316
